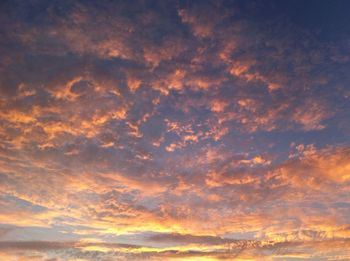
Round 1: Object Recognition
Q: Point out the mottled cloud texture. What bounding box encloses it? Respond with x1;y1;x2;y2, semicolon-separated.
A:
0;0;349;260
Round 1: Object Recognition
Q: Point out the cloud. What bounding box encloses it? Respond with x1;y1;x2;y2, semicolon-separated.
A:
147;233;238;245
274;146;350;187
0;238;348;260
0;0;349;260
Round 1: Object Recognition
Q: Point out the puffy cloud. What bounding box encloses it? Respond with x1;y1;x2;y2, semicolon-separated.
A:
0;0;349;260
277;147;350;186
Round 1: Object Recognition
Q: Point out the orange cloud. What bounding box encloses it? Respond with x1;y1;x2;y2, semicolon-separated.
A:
0;1;348;260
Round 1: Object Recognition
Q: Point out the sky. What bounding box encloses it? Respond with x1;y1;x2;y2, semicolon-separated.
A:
0;0;349;260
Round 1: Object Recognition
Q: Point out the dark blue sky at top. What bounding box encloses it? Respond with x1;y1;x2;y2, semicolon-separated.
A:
1;0;349;160
3;0;350;32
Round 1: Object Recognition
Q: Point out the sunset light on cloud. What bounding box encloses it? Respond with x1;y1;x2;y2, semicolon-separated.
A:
0;0;350;260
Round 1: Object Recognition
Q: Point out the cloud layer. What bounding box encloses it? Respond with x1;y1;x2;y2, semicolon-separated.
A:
0;0;349;260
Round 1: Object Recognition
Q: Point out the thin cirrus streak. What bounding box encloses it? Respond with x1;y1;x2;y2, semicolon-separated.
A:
0;0;349;260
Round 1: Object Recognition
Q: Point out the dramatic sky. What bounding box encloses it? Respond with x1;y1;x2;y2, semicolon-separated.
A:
0;0;349;260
